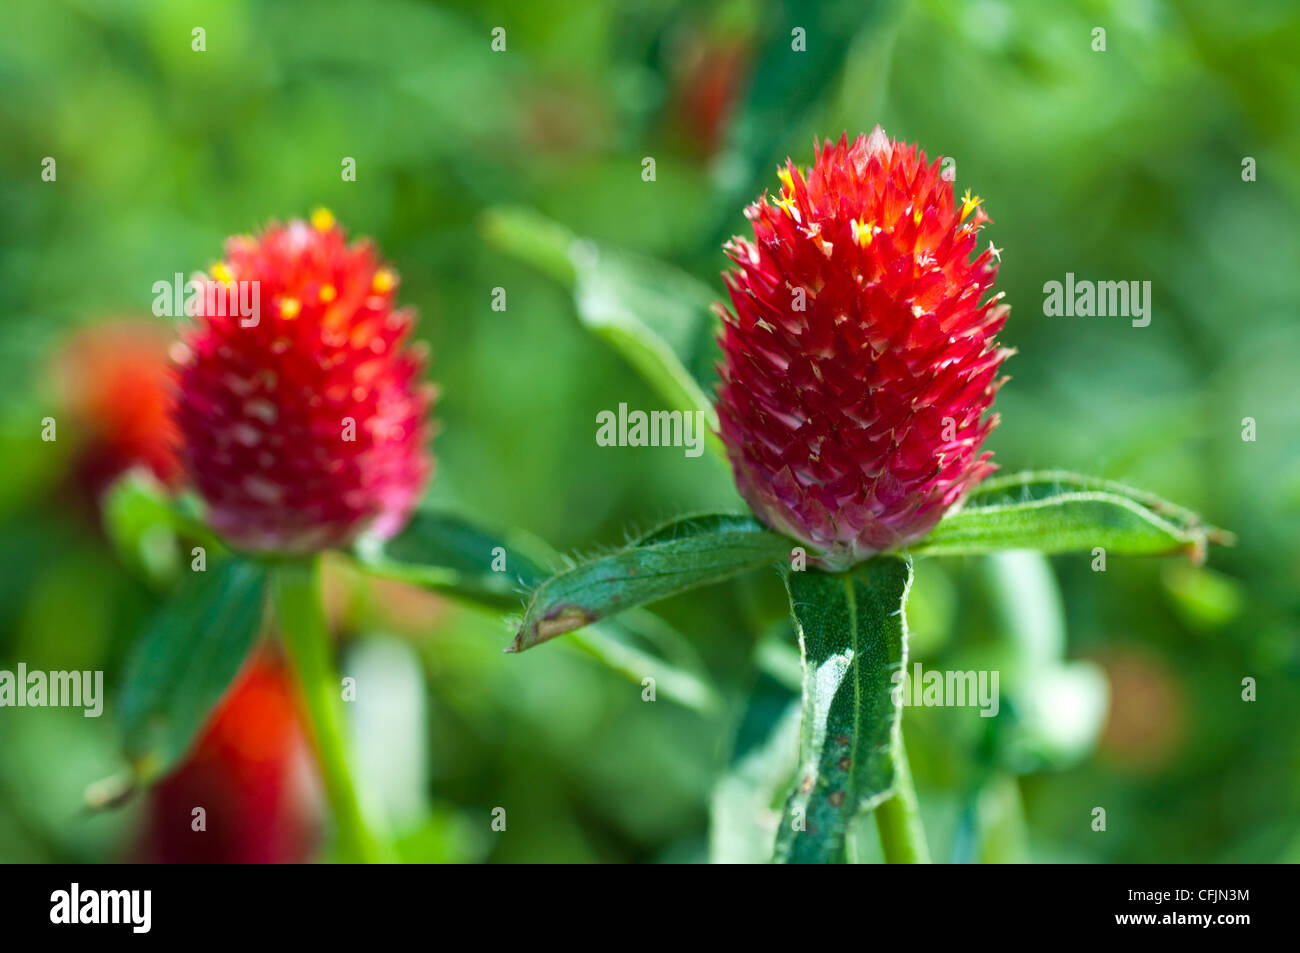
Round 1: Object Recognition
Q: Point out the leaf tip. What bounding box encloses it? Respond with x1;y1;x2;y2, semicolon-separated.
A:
1206;526;1237;548
509;604;598;655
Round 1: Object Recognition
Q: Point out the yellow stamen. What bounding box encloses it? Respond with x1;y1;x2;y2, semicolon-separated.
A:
851;218;874;247
960;189;983;222
211;262;234;284
913;208;923;225
777;165;796;197
280;297;301;320
371;269;396;294
319;284;337;303
311;207;335;231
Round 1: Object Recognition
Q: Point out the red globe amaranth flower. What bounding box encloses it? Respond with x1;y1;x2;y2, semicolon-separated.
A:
53;320;183;502
142;649;320;864
716;128;1011;569
174;211;434;553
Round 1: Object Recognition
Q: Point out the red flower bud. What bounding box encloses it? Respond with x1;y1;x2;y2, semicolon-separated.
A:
716;128;1011;569
174;212;434;553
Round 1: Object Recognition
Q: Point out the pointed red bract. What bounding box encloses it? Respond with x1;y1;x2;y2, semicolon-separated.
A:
716;128;1011;569
175;214;434;553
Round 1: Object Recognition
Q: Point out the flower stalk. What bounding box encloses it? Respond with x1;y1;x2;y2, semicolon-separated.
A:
272;557;388;863
874;733;931;863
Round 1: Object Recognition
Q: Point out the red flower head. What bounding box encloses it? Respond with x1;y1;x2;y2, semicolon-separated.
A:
54;319;183;501
716;128;1011;569
174;211;434;554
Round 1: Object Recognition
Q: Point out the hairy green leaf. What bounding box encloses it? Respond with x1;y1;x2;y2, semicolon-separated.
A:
775;558;911;863
511;513;793;653
357;509;721;711
911;470;1233;559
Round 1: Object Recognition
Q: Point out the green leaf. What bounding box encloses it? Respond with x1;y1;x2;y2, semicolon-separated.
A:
775;558;911;864
102;471;223;585
481;207;724;459
710;672;801;863
117;558;268;784
510;513;793;653
102;474;180;586
356;509;721;711
911;470;1234;559
355;509;550;609
571;617;722;715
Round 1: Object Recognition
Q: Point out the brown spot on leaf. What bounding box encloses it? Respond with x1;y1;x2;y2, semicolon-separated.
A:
535;605;596;642
828;790;845;807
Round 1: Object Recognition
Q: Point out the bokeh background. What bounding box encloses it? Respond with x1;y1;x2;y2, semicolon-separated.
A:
1;0;1297;863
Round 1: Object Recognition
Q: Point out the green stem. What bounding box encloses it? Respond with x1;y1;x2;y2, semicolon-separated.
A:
272;557;388;863
875;733;931;863
977;772;1030;863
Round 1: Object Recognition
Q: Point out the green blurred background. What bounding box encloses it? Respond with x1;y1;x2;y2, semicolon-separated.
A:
1;0;1297;863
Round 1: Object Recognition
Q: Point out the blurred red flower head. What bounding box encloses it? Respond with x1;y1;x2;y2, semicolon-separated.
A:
53;319;182;502
142;648;320;864
173;211;435;554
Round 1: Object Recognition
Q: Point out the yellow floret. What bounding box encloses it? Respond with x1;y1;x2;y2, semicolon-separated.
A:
851;218;874;247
